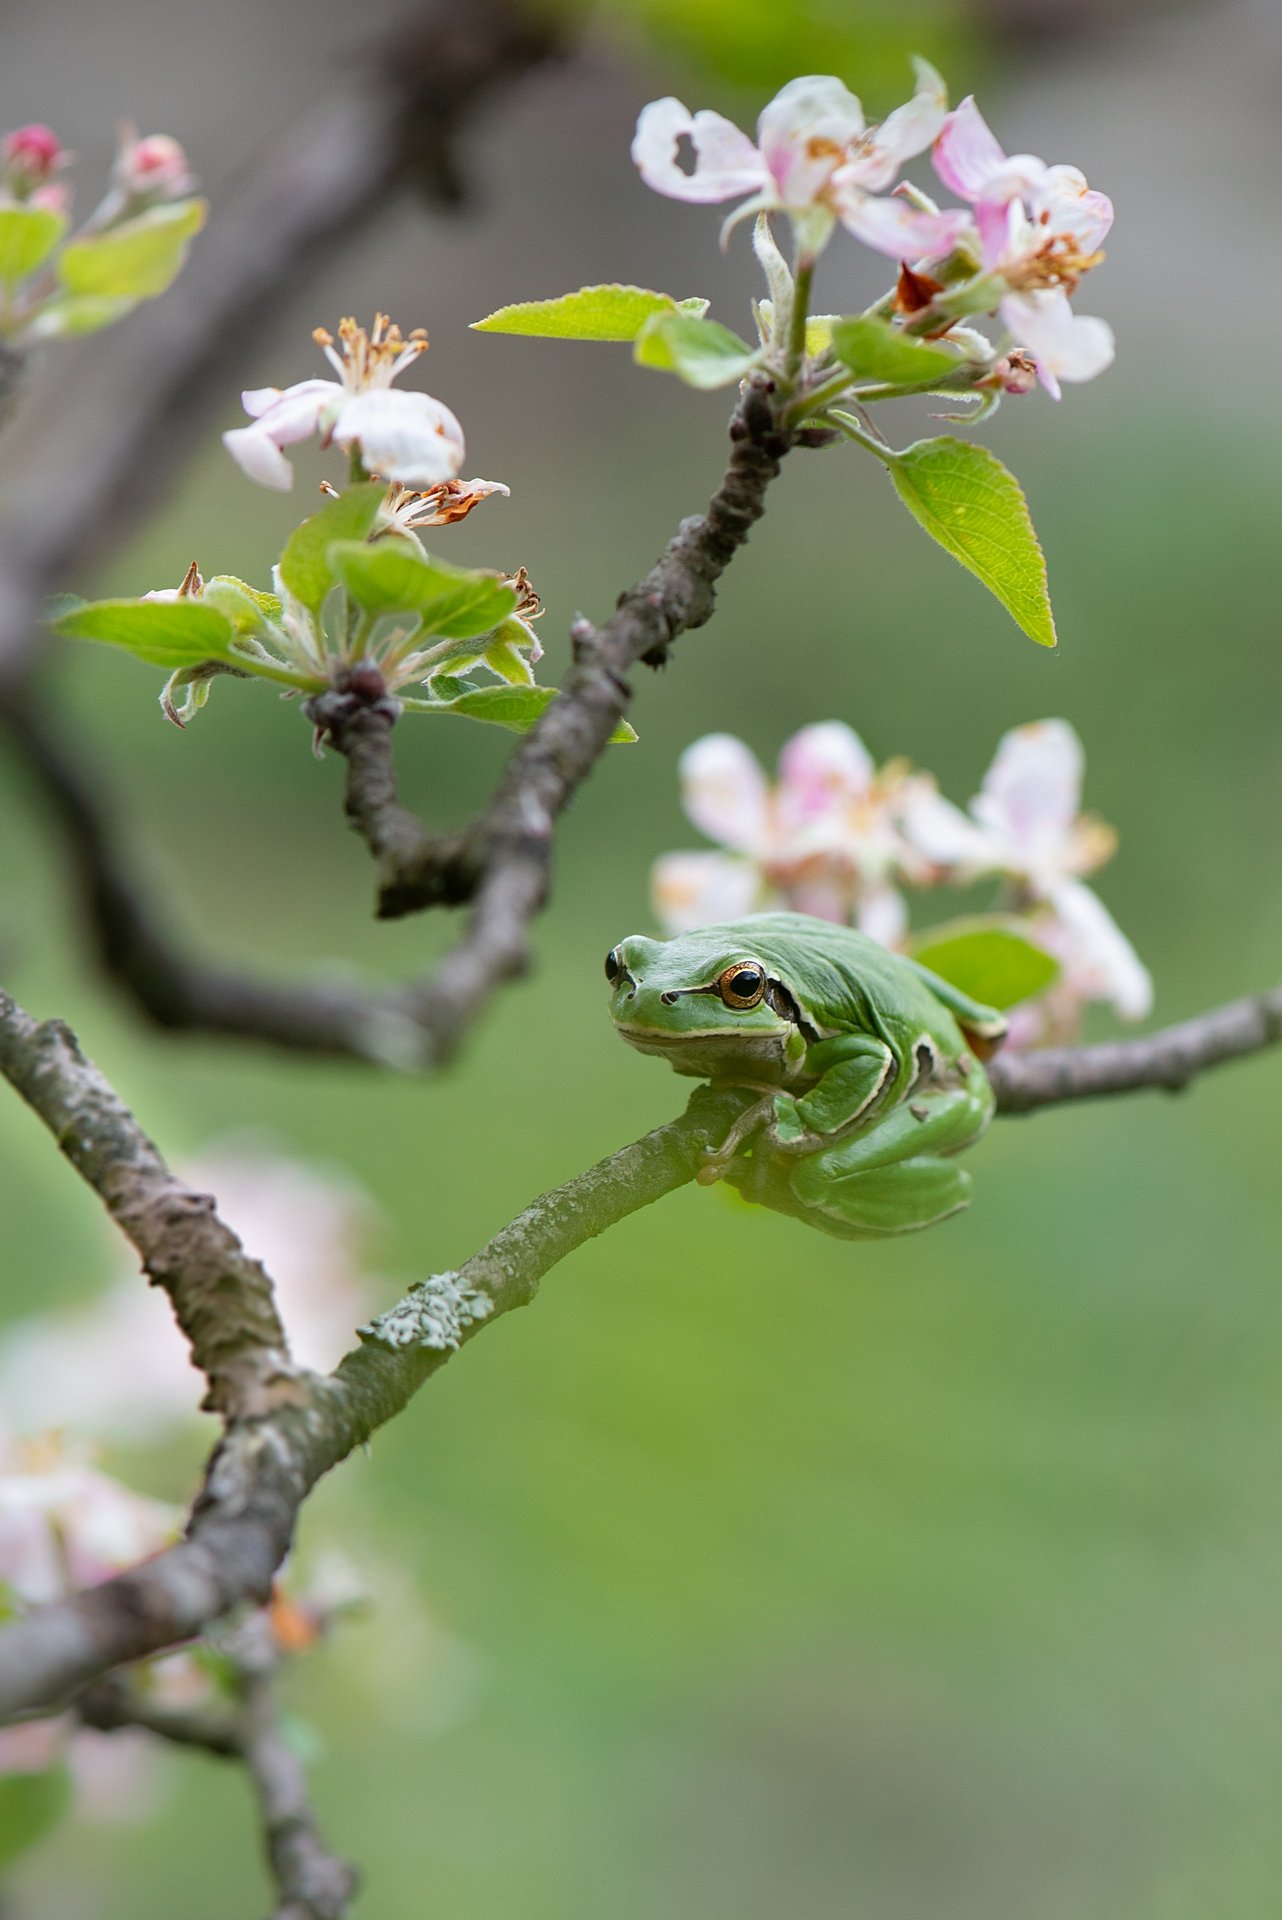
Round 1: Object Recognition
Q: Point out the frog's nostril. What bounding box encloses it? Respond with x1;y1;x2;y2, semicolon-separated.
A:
660;991;678;1005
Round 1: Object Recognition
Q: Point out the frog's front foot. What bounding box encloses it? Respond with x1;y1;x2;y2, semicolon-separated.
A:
696;1093;775;1185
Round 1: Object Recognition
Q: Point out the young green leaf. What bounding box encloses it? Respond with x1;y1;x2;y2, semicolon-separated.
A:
830;314;964;388
0;206;67;286
888;437;1057;647
25;294;134;340
277;482;386;610
403;683;637;741
57;197;207;300
327;541;517;637
634;313;763;389
472;285;703;343
51;597;238;668
911;918;1059;1010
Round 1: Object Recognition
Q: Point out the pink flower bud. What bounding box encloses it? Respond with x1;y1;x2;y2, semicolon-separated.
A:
114;129;194;202
3;123;68;191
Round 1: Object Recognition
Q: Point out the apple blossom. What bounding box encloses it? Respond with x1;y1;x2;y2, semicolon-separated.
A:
651;724;960;946
2;123;68;194
112;124;195;204
632;64;967;262
223;314;466;492
933;97;1114;396
378;475;510;533
959;719;1151;1032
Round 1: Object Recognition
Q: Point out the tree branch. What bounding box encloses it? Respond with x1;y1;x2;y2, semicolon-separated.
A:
0;988;300;1416
988;983;1282;1112
0;984;751;1717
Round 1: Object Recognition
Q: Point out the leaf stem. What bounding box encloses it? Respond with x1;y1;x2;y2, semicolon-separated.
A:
784;256;814;387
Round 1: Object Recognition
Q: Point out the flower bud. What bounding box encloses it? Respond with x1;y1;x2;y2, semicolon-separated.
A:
3;123;68;196
113;127;195;203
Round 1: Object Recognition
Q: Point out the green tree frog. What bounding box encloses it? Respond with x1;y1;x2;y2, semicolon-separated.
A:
605;913;1007;1239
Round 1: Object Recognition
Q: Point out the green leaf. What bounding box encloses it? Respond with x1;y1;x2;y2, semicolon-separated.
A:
887;437;1057;647
404;683;637;742
51;597;237;668
277;483;386;611
911;918;1059;1011
26;293;134;339
0;206;67;285
202;577;280;636
58;197;206;300
831;314;964;388
472;284;702;343
0;1764;72;1871
634;313;763;389
327;541;516;638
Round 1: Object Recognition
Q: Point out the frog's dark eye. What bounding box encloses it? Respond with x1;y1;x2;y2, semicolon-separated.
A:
604;947;624;986
718;961;766;1009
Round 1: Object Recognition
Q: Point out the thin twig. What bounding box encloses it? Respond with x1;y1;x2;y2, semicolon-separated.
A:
989;983;1282;1112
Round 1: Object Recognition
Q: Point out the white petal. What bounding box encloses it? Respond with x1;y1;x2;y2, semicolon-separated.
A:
1001;291;1114;389
246;379;337;443
850;58;949;192
631;97;766;205
241;384;282;417
1050;879;1153;1020
1036;167;1113;251
679;733;770;853
972;718;1085;888
222;425;295;490
757;75;865;208
855;882;908;948
650;852;762;932
896;777;997;876
333;389;465;485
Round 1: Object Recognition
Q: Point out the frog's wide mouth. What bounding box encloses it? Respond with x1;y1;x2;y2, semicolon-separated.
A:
613;1019;788;1056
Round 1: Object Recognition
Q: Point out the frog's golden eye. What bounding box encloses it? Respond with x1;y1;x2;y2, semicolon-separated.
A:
604;947;624;986
718;961;766;1009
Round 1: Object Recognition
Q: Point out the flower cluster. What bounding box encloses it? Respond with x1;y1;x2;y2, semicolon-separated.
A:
633;69;1113;396
653;718;1150;1044
0;120;204;345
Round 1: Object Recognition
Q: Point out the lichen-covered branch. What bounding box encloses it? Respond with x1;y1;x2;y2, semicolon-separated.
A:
0;989;299;1416
988;983;1282;1111
0;990;749;1717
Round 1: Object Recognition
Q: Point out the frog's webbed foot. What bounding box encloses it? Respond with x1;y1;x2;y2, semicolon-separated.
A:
696;1093;776;1185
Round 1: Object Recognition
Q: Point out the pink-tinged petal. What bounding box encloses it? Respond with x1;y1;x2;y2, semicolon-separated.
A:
896;777;997;877
241;385;283;418
976;196;1020;271
834;186;971;260
979;153;1050;206
850;58;949;193
249;380;336;445
1001;291;1114;390
756;75;864;207
1049;879;1153;1020
776;721;874;832
855;881;908;949
932;96;1007;201
631;97;766;205
222;425;296;490
332;389;465;485
972;718;1084;887
680;734;770;853
650;852;763;933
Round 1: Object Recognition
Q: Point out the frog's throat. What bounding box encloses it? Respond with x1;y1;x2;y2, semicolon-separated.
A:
613;1020;794;1080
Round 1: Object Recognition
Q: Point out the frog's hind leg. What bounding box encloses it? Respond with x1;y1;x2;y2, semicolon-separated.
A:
787;1084;985;1238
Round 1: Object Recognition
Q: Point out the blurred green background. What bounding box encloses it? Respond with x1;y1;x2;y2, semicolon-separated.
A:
4;0;1282;1913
